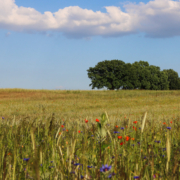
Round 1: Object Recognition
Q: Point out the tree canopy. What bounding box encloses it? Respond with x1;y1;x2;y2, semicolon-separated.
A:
87;60;180;90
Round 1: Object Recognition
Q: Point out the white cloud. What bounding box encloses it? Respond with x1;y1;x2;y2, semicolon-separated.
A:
0;0;180;38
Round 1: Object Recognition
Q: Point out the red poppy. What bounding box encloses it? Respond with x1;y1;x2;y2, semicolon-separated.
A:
170;121;172;123
115;125;118;128
85;119;88;123
163;122;166;125
61;125;64;128
78;130;81;133
120;142;124;145
118;136;122;139
125;136;130;141
133;121;137;124
96;119;99;122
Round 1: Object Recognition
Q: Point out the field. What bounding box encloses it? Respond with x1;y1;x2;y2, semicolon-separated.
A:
0;89;180;179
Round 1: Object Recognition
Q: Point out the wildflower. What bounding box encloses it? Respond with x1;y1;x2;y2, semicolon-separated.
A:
125;136;130;141
120;142;124;145
167;127;171;130
61;125;64;128
134;176;140;179
114;131;120;133
81;175;84;179
131;138;135;141
96;119;99;122
115;125;118;128
108;172;115;178
59;132;61;135
87;166;93;168
121;127;124;130
74;163;81;166
163;122;166;125
85;119;88;123
133;121;137;124
78;130;81;133
2;117;5;119
100;164;112;172
66;129;68;132
23;158;30;162
118;136;122;139
170;121;172;123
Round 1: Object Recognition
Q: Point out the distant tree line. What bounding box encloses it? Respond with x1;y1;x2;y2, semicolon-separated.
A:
87;60;180;90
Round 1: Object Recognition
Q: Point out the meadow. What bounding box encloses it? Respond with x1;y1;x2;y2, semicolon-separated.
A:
0;88;180;179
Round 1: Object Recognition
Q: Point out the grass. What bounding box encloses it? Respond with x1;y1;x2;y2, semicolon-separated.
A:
0;89;180;179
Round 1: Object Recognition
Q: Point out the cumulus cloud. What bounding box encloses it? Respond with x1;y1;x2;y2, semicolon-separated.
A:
0;0;180;38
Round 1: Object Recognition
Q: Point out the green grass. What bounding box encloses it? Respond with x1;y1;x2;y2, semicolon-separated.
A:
0;89;180;179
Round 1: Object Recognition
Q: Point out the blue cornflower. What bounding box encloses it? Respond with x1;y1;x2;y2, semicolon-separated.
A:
81;175;84;179
167;127;171;130
100;164;112;172
2;117;5;119
134;176;140;179
74;163;81;166
162;148;166;151
155;140;161;143
23;158;30;162
114;131;120;133
121;127;124;130
137;142;140;145
108;172;115;178
51;161;53;163
87;165;93;168
91;135;94;136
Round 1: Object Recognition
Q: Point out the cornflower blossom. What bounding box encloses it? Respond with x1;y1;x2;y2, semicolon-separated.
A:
23;158;30;162
134;176;140;179
100;164;112;172
121;127;124;130
114;131;120;133
2;117;4;119
167;127;171;130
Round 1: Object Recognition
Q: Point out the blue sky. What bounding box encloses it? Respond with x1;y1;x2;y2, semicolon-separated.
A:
1;0;180;90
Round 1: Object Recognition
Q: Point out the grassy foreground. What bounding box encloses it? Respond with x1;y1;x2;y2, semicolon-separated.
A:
0;89;180;179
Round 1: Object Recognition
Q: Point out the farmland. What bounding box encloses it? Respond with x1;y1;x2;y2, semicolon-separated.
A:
0;89;180;179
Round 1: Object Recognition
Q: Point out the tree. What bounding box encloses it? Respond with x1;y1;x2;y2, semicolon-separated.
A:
87;60;126;90
162;69;180;90
131;61;151;89
121;63;140;89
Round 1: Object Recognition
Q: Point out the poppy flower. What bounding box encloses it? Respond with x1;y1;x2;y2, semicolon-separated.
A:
133;121;137;124
85;119;88;123
61;125;64;128
115;125;118;128
78;130;81;133
120;142;124;145
131;138;135;141
170;121;172;123
118;136;122;139
96;119;99;122
66;130;68;132
163;122;166;125
125;136;130;141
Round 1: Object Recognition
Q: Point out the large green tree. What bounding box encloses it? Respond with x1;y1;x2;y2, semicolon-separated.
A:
162;69;180;90
87;60;126;90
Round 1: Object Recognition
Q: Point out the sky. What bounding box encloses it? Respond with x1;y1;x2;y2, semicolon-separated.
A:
1;0;180;90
